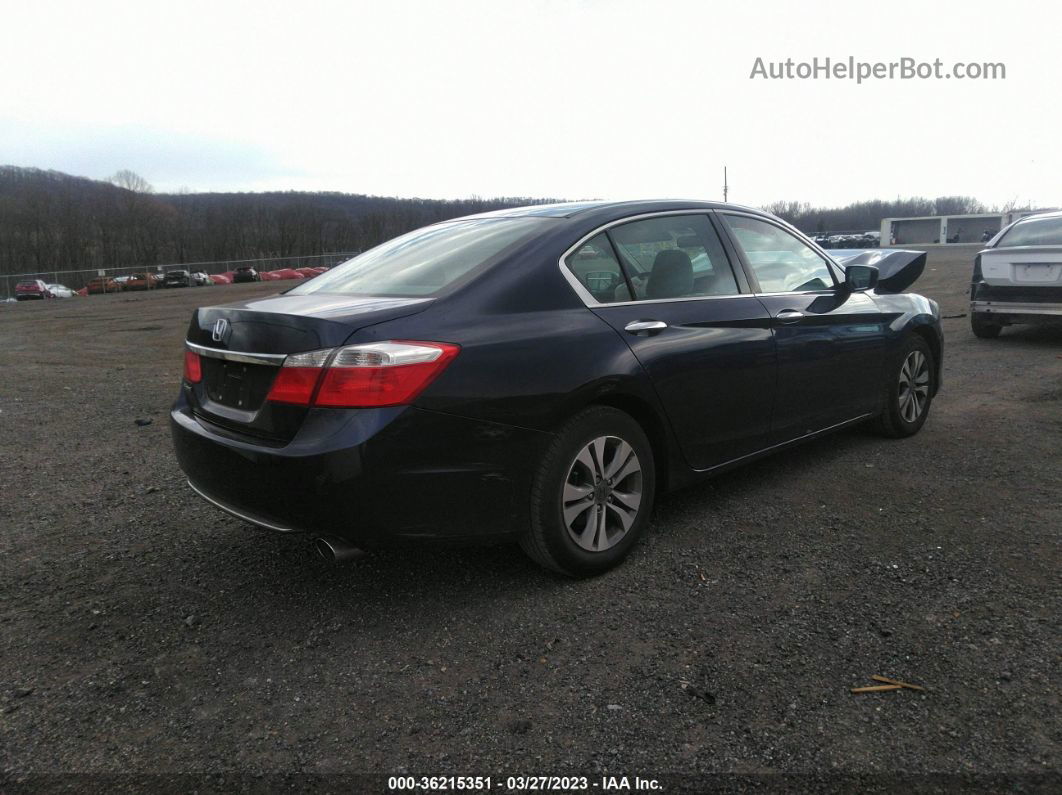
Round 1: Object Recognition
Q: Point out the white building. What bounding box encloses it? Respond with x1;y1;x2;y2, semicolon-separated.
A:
880;210;1051;246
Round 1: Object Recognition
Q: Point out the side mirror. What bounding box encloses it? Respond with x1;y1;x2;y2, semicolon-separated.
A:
844;264;879;291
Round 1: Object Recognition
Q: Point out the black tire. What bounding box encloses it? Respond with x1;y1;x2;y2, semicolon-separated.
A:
872;334;936;438
521;406;655;577
971;312;1002;339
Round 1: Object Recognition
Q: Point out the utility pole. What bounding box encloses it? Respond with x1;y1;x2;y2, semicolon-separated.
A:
722;167;728;202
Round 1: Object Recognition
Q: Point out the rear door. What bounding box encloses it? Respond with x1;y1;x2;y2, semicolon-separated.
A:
567;213;776;471
717;212;887;442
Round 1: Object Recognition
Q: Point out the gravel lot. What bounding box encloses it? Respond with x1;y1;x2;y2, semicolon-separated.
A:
1;246;1059;790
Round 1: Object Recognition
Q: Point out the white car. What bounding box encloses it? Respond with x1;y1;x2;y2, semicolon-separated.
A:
47;283;77;298
971;211;1062;338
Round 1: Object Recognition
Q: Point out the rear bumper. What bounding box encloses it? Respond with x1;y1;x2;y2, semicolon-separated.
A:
170;393;551;545
971;299;1062;318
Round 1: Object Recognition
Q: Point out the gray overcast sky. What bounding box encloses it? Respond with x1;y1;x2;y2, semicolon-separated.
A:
1;0;1056;208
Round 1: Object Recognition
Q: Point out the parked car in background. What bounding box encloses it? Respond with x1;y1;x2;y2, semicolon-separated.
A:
47;283;77;298
164;269;192;288
87;276;122;294
15;279;54;300
233;266;260;283
113;275;132;289
191;271;211;286
971;210;1062;338
124;273;156;291
267;268;306;280
172;200;942;576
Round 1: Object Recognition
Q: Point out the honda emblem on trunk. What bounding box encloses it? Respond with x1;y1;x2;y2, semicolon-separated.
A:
211;318;230;343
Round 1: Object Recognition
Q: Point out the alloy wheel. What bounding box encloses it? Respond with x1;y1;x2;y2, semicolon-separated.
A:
562;435;643;552
898;350;930;423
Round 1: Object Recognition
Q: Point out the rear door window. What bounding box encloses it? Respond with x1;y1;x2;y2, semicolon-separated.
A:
564;233;629;303
605;214;740;301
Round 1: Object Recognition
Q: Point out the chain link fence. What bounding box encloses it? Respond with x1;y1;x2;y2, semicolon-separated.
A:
1;252;358;299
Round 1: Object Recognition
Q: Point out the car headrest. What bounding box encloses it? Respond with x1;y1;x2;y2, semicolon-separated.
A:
647;249;694;299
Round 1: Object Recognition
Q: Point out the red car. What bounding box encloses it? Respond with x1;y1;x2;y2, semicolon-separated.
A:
268;268;306;280
86;276;122;295
124;273;156;291
15;279;54;300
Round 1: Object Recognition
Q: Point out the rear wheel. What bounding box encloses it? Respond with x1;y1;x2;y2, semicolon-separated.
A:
521;406;655;577
872;334;935;438
971;312;1002;339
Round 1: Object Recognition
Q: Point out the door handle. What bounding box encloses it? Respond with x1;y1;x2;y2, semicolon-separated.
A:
624;320;668;335
775;309;804;324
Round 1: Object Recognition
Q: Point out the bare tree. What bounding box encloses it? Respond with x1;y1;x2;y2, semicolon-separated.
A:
110;169;153;194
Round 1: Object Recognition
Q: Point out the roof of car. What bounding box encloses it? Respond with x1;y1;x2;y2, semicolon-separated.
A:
1012;209;1062;224
459;199;770;222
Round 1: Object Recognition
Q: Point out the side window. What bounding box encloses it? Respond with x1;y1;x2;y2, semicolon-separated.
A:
721;214;836;293
564;233;628;303
607;214;740;300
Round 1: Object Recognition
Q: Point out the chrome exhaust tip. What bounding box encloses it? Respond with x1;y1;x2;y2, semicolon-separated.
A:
314;536;366;564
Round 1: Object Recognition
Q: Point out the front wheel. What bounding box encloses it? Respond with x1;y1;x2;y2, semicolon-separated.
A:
521;406;655;577
872;334;936;438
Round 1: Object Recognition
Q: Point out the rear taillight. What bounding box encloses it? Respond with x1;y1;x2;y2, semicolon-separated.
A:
263;341;459;408
264;349;331;405
183;351;202;383
316;342;460;407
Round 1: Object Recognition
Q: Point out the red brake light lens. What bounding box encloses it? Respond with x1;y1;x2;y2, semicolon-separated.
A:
316;341;460;408
183;351;202;383
264;348;331;405
265;367;323;405
260;341;459;409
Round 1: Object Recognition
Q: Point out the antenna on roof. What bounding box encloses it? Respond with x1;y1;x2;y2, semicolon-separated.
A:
723;166;728;202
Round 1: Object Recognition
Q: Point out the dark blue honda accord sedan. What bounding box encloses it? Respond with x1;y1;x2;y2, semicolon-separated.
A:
171;200;942;576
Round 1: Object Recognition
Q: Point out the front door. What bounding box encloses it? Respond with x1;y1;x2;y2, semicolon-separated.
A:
717;212;888;442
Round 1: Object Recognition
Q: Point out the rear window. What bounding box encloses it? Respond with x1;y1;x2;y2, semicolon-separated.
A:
288;218;549;297
997;216;1062;247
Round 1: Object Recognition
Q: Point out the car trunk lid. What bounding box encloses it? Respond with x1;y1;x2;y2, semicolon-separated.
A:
980;246;1062;287
186;294;432;441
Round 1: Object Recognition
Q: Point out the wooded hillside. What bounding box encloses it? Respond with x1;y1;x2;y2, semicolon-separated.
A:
0;165;1023;277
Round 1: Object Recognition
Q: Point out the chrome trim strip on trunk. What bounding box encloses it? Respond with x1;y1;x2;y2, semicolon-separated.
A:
185;341;287;366
186;479;302;533
971;300;1062;316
